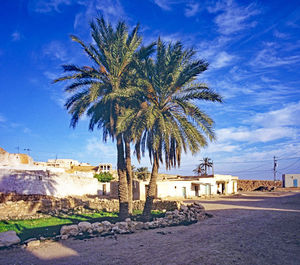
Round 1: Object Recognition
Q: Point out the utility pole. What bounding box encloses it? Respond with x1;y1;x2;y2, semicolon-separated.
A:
273;156;277;181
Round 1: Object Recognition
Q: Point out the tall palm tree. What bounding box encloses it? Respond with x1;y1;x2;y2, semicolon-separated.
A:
54;17;143;219
118;39;222;220
194;157;214;176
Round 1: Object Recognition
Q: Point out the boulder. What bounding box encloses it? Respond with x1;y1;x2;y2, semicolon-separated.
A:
78;222;92;233
92;222;104;233
60;225;79;236
0;231;21;247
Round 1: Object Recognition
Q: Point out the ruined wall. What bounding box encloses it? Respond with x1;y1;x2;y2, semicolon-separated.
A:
0;148;33;166
0;193;181;220
0;168;108;198
237;180;282;191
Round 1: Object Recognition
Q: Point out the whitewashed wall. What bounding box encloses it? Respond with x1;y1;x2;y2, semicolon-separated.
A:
0;167;110;197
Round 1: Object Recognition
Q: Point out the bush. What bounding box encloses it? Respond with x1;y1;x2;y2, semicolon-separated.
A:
93;172;114;182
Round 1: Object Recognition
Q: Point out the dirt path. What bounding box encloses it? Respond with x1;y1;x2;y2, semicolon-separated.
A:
1;192;300;265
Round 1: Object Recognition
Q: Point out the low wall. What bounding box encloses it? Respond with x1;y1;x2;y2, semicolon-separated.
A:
0;193;181;220
0;168;108;197
237;180;282;191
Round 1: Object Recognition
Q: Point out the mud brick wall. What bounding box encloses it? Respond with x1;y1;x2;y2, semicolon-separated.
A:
237;180;282;191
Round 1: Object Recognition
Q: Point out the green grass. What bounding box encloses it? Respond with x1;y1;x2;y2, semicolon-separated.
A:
0;210;163;242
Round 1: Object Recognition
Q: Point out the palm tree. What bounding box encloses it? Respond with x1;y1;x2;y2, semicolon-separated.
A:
194;157;214;176
54;17;144;219
118;39;222;220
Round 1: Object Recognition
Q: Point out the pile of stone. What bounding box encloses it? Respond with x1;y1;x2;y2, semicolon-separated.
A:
0;202;207;247
59;202;206;239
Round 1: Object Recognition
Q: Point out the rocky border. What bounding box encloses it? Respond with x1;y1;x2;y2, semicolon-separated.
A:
0;202;209;248
59;202;207;239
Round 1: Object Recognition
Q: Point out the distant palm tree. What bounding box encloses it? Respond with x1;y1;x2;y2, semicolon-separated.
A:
54;17;144;219
118;39;222;220
194;157;214;176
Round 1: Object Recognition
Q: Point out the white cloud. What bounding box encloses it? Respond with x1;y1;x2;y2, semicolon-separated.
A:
11;31;21;41
212;51;236;68
184;2;200;17
251;102;300;128
86;137;116;159
251;48;300;68
153;0;181;11
74;0;126;30
217;126;297;143
43;71;57;80
273;30;288;39
43;41;68;61
208;1;260;35
30;0;71;13
204;142;239;153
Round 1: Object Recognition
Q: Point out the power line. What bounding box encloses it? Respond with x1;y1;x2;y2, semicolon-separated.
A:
277;158;300;172
210;156;300;164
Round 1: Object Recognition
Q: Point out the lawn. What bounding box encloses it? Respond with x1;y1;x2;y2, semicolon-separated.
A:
0;210;163;242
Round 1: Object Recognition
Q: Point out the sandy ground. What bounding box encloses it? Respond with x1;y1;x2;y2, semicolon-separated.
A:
0;191;299;265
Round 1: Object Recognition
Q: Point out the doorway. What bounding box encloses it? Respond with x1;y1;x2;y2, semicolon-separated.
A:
182;187;187;198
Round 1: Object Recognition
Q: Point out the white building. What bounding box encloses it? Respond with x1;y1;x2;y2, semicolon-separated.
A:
282;174;300;188
134;174;238;200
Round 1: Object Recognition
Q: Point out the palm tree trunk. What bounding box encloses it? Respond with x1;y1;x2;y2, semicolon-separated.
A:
125;138;133;214
117;134;129;220
142;152;159;221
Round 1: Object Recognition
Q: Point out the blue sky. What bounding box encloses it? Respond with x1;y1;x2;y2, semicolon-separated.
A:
0;0;300;180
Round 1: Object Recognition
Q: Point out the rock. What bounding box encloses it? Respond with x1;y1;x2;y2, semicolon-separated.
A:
125;218;131;222
60;225;79;236
143;222;150;230
134;222;144;230
0;231;21;247
78;222;92;233
24;238;37;244
40;237;46;241
173;209;179;215
61;235;68;240
27;240;40;248
92;222;104;233
180;205;188;212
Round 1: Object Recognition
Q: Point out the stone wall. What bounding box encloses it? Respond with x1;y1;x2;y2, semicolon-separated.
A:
237;180;282;191
0;193;181;220
0;148;33;166
0;168;107;197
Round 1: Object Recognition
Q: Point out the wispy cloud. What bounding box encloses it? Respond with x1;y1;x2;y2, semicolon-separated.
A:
212;51;236;68
153;0;183;11
251;47;300;68
11;31;21;41
217;126;297;143
184;2;200;17
30;0;71;13
273;30;288;39
251;101;300;128
208;0;260;35
74;0;126;30
43;41;68;61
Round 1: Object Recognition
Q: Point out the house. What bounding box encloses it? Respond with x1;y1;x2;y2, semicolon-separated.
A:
129;174;238;200
282;174;300;188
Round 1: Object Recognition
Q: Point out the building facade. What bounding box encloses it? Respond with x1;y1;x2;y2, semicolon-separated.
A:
131;174;238;200
282;174;300;188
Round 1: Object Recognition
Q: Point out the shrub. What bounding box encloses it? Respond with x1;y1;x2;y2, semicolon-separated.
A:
93;172;114;182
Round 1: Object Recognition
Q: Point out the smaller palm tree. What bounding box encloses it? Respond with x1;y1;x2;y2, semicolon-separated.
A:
194;157;214;176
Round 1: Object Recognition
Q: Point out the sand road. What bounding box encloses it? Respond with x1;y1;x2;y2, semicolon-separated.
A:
0;191;299;265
